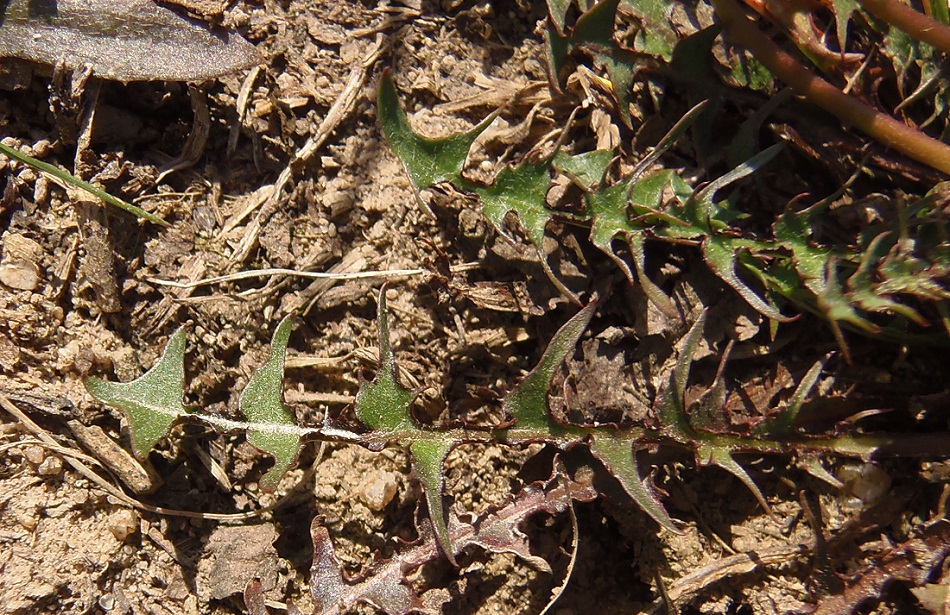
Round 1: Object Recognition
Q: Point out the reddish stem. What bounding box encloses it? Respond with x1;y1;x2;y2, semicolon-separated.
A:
858;0;950;55
711;0;950;176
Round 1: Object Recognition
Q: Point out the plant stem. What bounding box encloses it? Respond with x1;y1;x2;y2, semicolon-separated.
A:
858;0;950;55
0;142;168;225
711;0;950;176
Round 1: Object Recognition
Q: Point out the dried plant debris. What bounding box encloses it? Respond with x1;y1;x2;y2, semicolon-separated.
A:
812;520;950;615
86;287;950;613
0;0;260;82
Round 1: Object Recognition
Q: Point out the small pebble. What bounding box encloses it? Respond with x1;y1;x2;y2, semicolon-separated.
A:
98;594;115;611
0;260;40;291
37;455;63;476
108;509;139;542
22;445;45;465
837;462;891;505
359;470;398;511
16;511;37;531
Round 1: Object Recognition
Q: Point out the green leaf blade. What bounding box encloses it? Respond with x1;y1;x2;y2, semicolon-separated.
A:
700;445;774;520
240;316;300;491
504;302;597;436
477;160;555;251
0;142;167;225
85;328;188;457
589;437;679;533
378;70;496;191
410;439;457;566
354;290;414;433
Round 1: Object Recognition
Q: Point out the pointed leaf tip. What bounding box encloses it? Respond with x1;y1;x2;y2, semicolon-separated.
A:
84;327;188;457
657;311;711;437
410;439;457;566
378;69;497;191
504;301;598;434
589;438;680;533
354;289;414;432
702;445;775;520
241;316;300;491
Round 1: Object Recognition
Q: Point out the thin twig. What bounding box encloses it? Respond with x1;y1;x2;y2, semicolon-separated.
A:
0;391;264;521
231;34;389;263
148;266;427;289
857;0;950;54
712;0;950;175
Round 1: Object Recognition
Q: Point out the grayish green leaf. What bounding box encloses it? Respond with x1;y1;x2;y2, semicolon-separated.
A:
85;328;188;457
0;0;260;82
240;316;299;491
354;290;414;433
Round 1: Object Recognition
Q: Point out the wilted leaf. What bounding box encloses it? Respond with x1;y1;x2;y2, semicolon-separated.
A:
812;520;950;615
0;0;261;81
242;579;268;615
308;476;597;615
309;523;435;615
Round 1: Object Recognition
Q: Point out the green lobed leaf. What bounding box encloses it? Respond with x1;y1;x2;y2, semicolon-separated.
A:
587;170;683;317
546;0;574;35
85;328;188;457
409;439;458;567
702;238;788;322
831;0;861;51
504;302;598;436
621;0;678;59
543;19;572;89
572;0;621;49
688;144;791;321
847;233;929;325
354;290;414;433
552;150;614;192
475;160;583;301
377;69;497;192
588;436;679;532
240;316;300;491
477;160;556;252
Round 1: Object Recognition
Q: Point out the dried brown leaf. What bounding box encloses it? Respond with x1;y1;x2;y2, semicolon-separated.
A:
308;476;597;615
